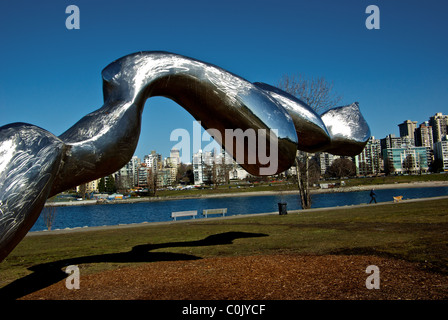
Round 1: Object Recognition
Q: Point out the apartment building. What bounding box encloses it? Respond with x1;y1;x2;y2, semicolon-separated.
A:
398;120;417;140
354;136;382;175
383;146;429;174
429;113;448;143
434;138;448;171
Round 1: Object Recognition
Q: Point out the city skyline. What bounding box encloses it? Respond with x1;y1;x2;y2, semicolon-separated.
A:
137;110;448;163
1;1;447;162
83;109;447;191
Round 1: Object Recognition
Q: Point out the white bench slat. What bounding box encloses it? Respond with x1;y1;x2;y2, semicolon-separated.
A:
171;210;197;221
203;208;227;218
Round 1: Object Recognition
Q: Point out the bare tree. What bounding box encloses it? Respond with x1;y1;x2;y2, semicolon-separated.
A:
278;74;342;209
222;163;233;185
42;205;57;231
403;154;415;174
295;152;321;209
147;168;158;196
177;163;194;185
278;74;342;114
326;158;357;179
78;183;87;200
212;162;218;189
116;175;132;193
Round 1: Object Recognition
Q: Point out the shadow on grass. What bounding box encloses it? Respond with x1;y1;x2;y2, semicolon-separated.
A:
330;246;448;276
0;231;267;300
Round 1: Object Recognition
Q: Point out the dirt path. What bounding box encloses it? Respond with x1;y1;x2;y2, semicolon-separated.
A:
20;254;448;300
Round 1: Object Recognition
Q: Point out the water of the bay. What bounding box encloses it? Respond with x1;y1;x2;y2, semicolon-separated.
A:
31;186;448;232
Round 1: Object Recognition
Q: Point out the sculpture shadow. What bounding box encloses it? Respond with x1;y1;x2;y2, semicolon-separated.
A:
0;231;267;300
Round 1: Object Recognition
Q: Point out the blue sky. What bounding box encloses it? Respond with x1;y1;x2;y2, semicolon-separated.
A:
1;0;447;161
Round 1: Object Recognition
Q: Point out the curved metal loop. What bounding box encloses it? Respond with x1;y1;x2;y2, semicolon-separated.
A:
0;51;370;262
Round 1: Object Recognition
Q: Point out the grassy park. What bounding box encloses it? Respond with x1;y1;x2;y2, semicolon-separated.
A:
0;196;447;299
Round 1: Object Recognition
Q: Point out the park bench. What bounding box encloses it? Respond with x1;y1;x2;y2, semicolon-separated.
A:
393;196;403;203
203;208;227;218
171;210;197;221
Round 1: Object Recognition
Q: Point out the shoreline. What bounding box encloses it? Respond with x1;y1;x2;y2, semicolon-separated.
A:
45;180;448;207
31;194;448;236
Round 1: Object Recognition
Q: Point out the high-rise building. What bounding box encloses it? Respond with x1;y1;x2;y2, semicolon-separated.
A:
192;150;205;185
144;150;161;171
434;137;448;172
317;152;340;175
169;149;181;166
429;113;448;143
164;149;180;181
380;134;402;150
156;167;177;187
415;122;434;150
192;149;240;184
115;155;140;187
380;134;414;153
355;136;382;175
137;164;150;187
192;149;215;184
398;120;417;140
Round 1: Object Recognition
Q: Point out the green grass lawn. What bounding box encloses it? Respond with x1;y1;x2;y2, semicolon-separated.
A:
1;198;447;297
337;172;448;187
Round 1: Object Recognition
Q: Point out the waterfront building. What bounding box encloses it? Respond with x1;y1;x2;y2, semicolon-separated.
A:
398;120;417;140
192;149;242;184
380;134;402;151
156;167;177;187
76;178;101;194
162;149;181;185
317;152;340;175
229;164;249;180
354;136;382;176
169;149;181;166
192;149;206;185
137;164;150;187
144;150;162;170
115;155;140;188
415;122;434;150
429;113;448;143
383;146;430;174
380;134;415;151
434;137;448;172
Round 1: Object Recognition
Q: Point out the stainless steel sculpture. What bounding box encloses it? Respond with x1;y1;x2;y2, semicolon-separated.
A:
254;82;370;155
0;51;370;261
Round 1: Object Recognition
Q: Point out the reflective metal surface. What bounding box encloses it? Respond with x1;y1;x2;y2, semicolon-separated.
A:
254;83;370;155
52;51;299;195
253;82;332;153
320;102;371;156
0;51;370;261
0;123;65;261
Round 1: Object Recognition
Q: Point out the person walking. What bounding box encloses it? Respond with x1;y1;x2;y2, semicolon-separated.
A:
369;189;377;204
